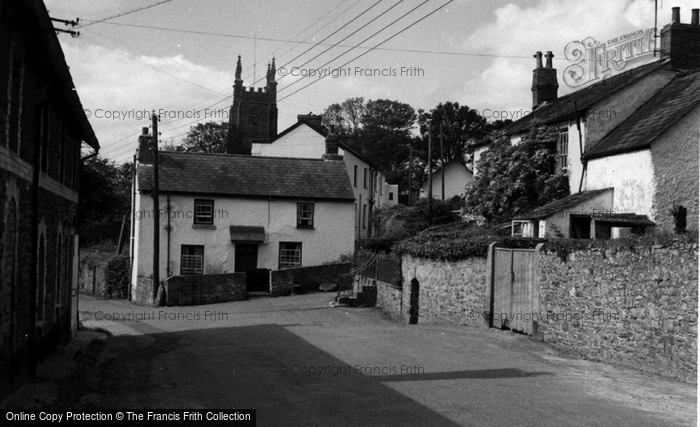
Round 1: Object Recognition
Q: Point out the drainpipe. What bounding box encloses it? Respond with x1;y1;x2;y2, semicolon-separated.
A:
574;102;587;193
166;194;171;278
129;155;136;300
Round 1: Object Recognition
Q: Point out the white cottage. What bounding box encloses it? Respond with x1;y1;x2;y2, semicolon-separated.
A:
130;140;355;293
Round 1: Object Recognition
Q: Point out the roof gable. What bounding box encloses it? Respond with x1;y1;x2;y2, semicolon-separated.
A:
138;152;355;201
504;60;669;135
272;120;326;142
585;70;700;159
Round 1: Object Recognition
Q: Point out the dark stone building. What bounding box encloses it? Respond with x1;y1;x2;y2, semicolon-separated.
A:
0;0;99;395
226;56;278;155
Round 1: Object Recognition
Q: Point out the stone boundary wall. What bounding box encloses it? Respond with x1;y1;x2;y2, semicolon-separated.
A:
375;280;404;322
166;273;247;306
537;241;698;383
271;263;351;297
397;255;488;327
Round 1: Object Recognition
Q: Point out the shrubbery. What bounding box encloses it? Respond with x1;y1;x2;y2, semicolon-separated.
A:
104;255;130;299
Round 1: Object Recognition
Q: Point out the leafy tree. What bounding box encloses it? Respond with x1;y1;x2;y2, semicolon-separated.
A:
180;121;229;153
80;156;132;222
357;99;416;171
321;97;365;136
416;102;490;171
464;124;569;224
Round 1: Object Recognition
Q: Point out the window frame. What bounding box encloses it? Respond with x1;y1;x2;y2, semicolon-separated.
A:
296;202;315;228
279;242;302;269
363;168;368;188
193;199;215;225
180;245;205;275
353;165;358;187
558;129;569;171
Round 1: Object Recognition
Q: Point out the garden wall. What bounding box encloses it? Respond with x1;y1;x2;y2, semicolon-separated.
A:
384;255;487;326
270;263;351;297
537;240;698;382
166;273;247;306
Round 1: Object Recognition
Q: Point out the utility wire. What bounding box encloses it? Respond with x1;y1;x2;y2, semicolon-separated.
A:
279;0;455;102
279;0;431;94
77;0;173;28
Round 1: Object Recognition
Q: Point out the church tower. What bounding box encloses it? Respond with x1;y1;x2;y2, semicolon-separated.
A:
226;56;278;155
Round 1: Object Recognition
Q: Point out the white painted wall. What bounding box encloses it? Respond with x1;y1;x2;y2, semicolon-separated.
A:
131;192;354;286
585;150;654;218
251;124;325;158
420;161;473;200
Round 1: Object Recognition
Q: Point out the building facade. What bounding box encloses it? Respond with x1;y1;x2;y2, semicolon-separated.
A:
130;146;355;297
0;0;99;391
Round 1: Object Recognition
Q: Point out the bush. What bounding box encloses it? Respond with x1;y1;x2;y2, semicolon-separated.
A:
104;255;130;299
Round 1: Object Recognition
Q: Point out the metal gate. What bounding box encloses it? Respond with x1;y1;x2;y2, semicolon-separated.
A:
490;247;540;335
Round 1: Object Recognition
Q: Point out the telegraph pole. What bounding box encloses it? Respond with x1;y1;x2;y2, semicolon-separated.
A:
408;143;413;206
440;122;445;201
152;112;160;305
427;122;433;217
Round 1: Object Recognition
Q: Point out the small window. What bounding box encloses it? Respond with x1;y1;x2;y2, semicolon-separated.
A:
388;192;394;201
363;168;368;188
558;130;568;170
181;245;204;275
297;203;314;228
194;199;214;225
353;165;358;187
279;242;302;269
362;205;367;229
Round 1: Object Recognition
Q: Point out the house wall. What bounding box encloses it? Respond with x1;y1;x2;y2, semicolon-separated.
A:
420;161;473;200
585;150;654;218
132;192;354;288
650;105;700;233
252;125;324;158
541;190;614;238
343;150;372;240
1;1;87;390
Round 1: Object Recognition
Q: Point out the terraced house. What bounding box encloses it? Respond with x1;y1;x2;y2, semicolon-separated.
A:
0;0;99;393
473;7;700;239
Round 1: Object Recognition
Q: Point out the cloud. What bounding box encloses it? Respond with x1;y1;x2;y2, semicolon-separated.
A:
61;41;234;161
457;0;699;118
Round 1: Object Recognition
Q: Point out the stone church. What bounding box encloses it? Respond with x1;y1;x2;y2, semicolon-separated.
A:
226;56;278;154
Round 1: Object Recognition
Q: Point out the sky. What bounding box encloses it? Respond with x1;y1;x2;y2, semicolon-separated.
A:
44;0;697;163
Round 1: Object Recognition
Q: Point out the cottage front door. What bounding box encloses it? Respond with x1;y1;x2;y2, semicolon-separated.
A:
235;244;258;273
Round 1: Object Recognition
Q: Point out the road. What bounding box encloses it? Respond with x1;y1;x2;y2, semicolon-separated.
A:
59;293;697;425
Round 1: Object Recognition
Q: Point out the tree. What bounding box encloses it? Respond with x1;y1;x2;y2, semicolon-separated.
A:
416;102;490;173
180;121;229;153
464;124;569;224
321;97;365;136
358;99;416;171
79;156;132;222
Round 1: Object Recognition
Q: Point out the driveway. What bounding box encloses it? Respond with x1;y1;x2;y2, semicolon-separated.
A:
45;294;698;425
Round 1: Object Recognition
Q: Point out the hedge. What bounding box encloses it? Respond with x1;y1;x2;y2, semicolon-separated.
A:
104;255;130;299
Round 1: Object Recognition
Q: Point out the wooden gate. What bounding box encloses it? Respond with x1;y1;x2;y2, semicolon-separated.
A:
489;246;541;335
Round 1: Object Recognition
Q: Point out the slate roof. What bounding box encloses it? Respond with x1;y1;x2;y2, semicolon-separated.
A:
585;69;700;159
503;60;670;135
338;139;373;166
513;188;612;220
138;152;355;201
271;119;327;142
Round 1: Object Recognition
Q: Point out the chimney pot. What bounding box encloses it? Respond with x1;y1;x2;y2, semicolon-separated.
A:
142;127;149;136
692;9;699;25
545;51;554;68
672;7;680;24
534;51;543;68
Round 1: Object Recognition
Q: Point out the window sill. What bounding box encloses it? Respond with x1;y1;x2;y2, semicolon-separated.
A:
192;224;216;230
296;225;315;230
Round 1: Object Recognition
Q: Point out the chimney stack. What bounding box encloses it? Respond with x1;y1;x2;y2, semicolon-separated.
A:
322;125;343;161
137;128;153;164
531;51;559;110
692;9;699;26
297;112;323;130
660;6;700;69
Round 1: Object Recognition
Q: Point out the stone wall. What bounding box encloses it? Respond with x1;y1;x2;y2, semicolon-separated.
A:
166;273;247;306
375;280;403;321
537;240;698;382
399;255;488;327
270;263;350;297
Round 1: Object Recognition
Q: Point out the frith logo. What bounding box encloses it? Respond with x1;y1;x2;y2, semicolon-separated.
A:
563;28;656;88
